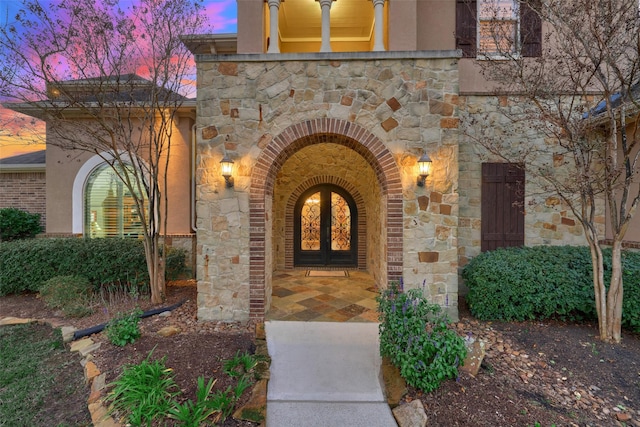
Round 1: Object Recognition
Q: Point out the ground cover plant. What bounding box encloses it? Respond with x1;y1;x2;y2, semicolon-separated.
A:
377;279;467;392
0;323;91;426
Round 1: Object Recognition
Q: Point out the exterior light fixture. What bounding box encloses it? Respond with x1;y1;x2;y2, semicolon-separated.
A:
416;153;432;187
220;155;234;188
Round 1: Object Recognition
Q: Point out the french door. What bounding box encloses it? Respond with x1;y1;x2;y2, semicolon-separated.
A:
294;184;357;267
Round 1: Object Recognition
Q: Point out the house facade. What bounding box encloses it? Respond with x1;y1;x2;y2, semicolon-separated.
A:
182;0;622;323
5;0;638;323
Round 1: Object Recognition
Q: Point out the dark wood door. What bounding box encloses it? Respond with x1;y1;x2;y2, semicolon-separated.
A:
481;163;525;252
294;185;357;267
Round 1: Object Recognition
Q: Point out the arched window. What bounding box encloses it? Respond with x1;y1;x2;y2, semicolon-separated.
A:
84;163;147;238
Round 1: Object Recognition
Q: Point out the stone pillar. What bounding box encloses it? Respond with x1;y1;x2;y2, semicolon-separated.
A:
317;0;333;52
267;0;281;54
372;0;385;51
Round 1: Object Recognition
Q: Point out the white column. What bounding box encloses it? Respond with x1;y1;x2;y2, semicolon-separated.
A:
267;0;281;53
372;0;385;51
318;0;333;52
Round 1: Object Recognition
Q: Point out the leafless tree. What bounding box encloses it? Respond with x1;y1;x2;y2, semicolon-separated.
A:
461;0;640;342
0;0;208;303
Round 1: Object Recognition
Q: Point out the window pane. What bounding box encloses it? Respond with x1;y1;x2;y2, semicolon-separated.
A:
331;192;351;251
479;20;517;54
479;0;517;19
301;192;321;250
85;163;146;238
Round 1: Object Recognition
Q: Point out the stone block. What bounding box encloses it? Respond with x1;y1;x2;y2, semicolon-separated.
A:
382;357;407;408
418;252;439;263
393;400;428;427
232;379;267;423
460;339;486;377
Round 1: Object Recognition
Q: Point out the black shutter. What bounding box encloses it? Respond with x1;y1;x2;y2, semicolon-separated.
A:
456;0;477;58
520;0;542;57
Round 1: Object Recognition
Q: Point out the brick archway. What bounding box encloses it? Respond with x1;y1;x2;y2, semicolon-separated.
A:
249;118;402;319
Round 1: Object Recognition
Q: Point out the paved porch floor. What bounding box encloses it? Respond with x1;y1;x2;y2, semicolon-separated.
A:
266;270;380;322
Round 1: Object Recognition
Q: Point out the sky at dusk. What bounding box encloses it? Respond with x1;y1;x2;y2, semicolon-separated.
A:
0;0;238;160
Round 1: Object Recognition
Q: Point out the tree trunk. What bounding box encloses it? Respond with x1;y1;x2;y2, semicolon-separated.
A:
606;240;624;343
144;234;166;304
587;243;608;340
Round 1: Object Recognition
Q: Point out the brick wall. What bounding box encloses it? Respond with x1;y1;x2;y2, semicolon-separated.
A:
0;172;46;228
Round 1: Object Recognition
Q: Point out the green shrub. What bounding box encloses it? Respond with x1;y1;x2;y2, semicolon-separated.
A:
105;309;143;347
0;238;186;296
0;208;42;241
463;246;640;332
165;247;187;280
377;280;467;393
39;275;93;318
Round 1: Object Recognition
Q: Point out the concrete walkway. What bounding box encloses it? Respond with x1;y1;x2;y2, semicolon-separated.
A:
265;321;397;427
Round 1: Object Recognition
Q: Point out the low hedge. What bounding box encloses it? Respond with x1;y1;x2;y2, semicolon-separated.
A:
0;208;42;241
463;246;640;332
0;238;186;296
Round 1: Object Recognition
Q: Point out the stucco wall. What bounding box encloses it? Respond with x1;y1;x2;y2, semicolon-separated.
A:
45;117;194;236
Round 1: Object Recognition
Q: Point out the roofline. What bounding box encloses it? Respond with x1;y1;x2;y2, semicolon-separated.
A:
2;99;197;120
0;164;46;173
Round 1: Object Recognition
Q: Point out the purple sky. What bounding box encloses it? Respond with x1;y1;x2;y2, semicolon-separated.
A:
0;0;238;159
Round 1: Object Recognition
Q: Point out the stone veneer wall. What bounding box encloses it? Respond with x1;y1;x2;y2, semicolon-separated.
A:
195;52;461;321
457;95;602;288
0;172;46;228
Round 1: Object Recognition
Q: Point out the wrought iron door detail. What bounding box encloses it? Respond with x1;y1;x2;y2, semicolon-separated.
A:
294;184;357;266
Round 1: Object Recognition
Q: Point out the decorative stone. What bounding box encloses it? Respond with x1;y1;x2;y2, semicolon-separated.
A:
418;196;429;211
381;117;398;131
255;323;266;340
460;339;486;377
91;373;106;393
60;326;77;343
392;399;428;427
70;338;94;353
232;379;267;423
157;326;181;337
79;342;102;357
0;317;33;326
382;357;407;408
387;97;401;111
218;62;238;76
85;361;100;383
418;252;439;263
202;125;218;140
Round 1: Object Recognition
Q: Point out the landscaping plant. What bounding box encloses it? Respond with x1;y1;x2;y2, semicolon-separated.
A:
39;275;94;318
377;280;467;393
0;207;42;241
463;246;640;332
105;309;143;347
107;350;262;425
0;237;186;295
106;352;180;425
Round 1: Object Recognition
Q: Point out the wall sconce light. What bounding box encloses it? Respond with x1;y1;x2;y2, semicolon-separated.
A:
220;155;234;188
416;153;432;187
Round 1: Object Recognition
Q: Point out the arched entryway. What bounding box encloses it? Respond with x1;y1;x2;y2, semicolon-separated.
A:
294;184;358;267
249;118;402;320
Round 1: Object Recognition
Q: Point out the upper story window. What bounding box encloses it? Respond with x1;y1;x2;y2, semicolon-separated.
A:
478;0;519;57
456;0;542;58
